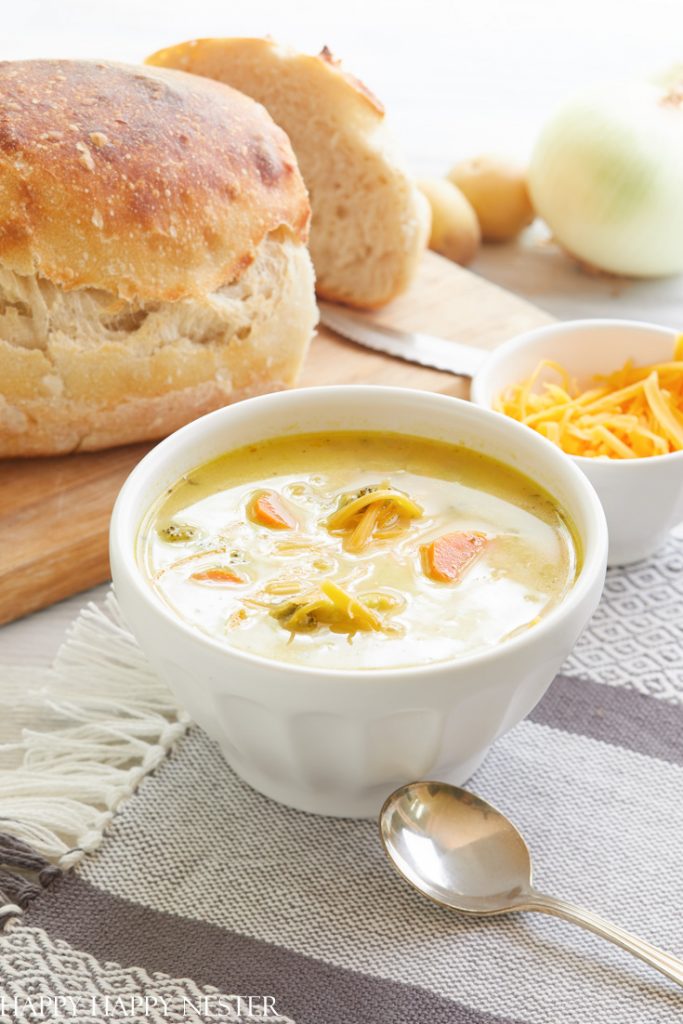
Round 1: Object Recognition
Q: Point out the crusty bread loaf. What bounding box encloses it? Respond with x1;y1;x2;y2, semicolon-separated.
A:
0;60;317;456
147;39;429;309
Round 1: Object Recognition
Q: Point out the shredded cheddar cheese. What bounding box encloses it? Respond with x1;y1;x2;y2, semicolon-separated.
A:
496;335;683;459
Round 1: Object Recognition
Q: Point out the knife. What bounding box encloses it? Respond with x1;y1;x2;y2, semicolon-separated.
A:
318;302;489;379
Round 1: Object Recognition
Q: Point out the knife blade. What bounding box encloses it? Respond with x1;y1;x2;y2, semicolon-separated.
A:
318;302;489;379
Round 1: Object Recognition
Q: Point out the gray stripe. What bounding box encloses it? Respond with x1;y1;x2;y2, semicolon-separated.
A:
26;874;523;1024
68;699;683;1024
530;674;683;764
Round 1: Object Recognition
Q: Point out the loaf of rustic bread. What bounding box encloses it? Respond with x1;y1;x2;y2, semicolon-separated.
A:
147;38;429;309
0;59;317;456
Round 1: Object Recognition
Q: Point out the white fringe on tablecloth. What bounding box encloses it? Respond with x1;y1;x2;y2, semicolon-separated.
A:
0;591;188;922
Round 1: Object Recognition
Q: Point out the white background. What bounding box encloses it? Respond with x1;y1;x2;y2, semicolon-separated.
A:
1;0;682;660
5;0;682;170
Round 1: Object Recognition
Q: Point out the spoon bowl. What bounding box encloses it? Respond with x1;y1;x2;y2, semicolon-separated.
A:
380;780;532;915
380;781;683;986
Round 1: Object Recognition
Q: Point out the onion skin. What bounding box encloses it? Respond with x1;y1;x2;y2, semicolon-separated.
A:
529;81;683;277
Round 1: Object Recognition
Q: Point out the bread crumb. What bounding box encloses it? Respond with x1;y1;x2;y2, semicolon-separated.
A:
92;209;104;229
75;141;95;171
0;395;29;434
41;374;64;397
89;131;109;148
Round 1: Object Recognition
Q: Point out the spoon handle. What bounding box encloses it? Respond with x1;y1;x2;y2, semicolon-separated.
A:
527;890;683;987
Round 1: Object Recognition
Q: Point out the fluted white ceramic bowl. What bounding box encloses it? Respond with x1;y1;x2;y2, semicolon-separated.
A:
110;386;607;818
471;319;683;566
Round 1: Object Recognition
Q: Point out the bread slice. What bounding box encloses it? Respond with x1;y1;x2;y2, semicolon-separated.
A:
147;39;429;309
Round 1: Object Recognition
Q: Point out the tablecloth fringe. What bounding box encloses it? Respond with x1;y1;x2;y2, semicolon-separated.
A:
0;590;189;927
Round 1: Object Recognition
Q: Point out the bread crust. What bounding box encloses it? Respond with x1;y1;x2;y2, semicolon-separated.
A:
150;38;385;118
0;60;310;302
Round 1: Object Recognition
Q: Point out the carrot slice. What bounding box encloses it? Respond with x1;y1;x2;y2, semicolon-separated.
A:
191;567;245;584
248;490;296;530
421;531;488;583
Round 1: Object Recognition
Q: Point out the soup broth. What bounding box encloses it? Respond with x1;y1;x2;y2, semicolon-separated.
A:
139;431;579;670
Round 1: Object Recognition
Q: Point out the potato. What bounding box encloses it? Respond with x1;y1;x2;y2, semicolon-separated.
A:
448;156;534;242
418;178;480;266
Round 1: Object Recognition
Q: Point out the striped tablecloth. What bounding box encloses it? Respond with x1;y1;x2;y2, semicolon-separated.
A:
1;538;682;1024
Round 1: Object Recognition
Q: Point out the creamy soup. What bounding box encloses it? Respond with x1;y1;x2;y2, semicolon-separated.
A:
139;431;580;670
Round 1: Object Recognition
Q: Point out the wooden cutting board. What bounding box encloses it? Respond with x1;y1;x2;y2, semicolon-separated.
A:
0;253;553;626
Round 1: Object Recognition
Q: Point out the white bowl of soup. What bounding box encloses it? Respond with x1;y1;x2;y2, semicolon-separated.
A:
110;386;607;818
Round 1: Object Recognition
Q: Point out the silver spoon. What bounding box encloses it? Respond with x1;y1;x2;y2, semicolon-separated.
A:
380;781;683;987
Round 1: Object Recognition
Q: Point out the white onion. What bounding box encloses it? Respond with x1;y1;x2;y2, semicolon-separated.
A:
529;80;683;277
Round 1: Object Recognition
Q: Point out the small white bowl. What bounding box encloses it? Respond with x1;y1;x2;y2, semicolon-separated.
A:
471;319;683;567
110;386;607;818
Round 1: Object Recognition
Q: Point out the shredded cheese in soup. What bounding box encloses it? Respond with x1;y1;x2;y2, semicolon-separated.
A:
139;432;579;670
